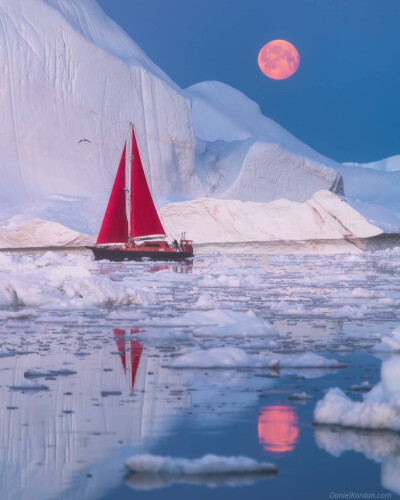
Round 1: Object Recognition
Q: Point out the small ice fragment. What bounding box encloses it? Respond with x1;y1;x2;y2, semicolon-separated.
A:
101;390;122;397
289;392;315;401
348;381;372;393
24;368;77;379
10;381;49;392
195;293;217;309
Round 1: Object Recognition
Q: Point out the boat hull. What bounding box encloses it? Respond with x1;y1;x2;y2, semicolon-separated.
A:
87;246;193;262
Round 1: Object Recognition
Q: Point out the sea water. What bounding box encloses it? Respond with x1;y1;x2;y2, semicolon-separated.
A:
0;250;399;500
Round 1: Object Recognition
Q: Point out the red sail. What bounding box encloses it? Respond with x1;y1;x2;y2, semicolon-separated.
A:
113;328;143;394
129;340;144;394
97;144;128;244
113;328;127;372
130;129;166;238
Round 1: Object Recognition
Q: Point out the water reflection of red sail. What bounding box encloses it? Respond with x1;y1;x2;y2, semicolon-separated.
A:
113;329;144;394
258;405;299;453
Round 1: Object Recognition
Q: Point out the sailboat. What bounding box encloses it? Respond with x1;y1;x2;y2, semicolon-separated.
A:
88;124;194;262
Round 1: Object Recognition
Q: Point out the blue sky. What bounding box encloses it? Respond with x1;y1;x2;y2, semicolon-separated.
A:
98;0;400;163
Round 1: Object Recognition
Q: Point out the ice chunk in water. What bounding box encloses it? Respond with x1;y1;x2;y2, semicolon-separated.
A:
314;356;400;431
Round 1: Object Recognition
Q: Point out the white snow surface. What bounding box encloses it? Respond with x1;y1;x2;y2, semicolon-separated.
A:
314;356;400;431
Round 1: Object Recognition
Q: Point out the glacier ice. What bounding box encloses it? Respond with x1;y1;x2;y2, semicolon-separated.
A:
0;0;397;248
0;0;357;248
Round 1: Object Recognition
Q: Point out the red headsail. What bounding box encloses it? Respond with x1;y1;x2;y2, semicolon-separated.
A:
130;128;166;239
97;144;128;244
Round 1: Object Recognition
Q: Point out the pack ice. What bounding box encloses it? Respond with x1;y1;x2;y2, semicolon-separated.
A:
0;0;398;248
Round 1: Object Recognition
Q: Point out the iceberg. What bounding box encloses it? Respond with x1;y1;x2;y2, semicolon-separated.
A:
0;0;397;248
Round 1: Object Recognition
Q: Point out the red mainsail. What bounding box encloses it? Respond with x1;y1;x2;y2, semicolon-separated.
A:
129;128;165;239
97;144;128;244
113;328;144;395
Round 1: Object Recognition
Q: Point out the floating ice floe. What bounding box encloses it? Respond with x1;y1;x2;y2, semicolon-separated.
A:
372;326;400;353
125;453;276;475
125;454;277;489
168;347;345;370
314;356;400;431
348;381;372;393
10;380;49;392
24;368;77;379
133;329;189;342
193;310;276;338
198;275;243;288
140;309;276;339
269;301;307;316
168;347;268;369
289;392;316;402
195;293;218;309
101;391;122;397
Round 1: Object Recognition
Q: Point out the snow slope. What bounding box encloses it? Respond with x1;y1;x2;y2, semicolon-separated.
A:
0;0;397;248
343;155;400;172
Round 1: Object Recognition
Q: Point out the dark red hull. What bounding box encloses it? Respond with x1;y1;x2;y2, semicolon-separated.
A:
87;246;193;262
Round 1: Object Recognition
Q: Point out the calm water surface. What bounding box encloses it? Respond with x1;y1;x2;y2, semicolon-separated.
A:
0;251;399;500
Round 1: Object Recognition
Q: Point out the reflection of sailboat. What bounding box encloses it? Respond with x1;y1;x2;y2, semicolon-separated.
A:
258;405;299;453
0;329;192;500
88;124;194;262
113;329;144;395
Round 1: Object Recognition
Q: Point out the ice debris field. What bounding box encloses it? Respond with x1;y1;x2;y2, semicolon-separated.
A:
0;250;400;499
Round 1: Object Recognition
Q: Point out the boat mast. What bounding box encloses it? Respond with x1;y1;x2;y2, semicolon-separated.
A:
126;123;133;244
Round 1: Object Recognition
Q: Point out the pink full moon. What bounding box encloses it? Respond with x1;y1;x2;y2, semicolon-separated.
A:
258;40;300;80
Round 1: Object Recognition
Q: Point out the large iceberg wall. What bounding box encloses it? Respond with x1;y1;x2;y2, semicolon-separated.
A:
0;0;344;235
0;0;199;205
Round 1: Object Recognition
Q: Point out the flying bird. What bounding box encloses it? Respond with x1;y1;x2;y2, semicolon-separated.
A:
78;139;92;144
